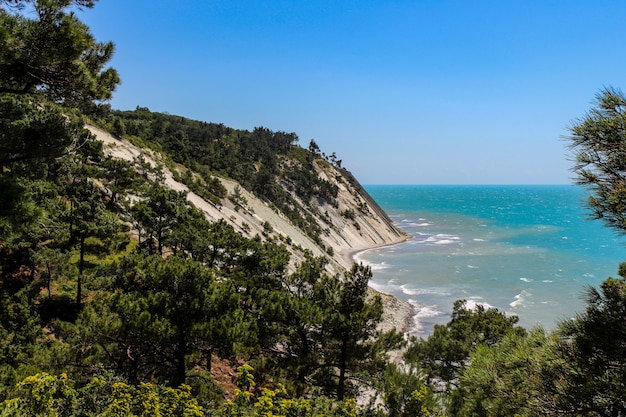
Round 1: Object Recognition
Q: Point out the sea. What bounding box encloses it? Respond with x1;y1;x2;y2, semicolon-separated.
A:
357;185;626;338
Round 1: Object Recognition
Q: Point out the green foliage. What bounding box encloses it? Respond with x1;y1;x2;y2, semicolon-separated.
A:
70;254;240;386
449;275;626;416
0;288;42;371
100;157;141;204
453;328;553;416
404;299;525;389
229;186;248;207
341;209;356;220
568;87;626;235
130;183;187;255
308;139;321;157
0;94;82;166
64;177;120;305
377;363;442;417
234;364;255;392
315;264;403;400
177;168;225;205
0;0;120;311
0;372;203;417
220;366;358;417
0;0;119;107
547;272;626;415
104;380;203;417
0;0;119;168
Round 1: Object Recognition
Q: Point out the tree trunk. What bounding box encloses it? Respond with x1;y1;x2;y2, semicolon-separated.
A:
205;349;213;372
76;235;85;306
157;227;163;255
175;330;187;386
337;341;348;400
46;261;52;299
297;325;311;384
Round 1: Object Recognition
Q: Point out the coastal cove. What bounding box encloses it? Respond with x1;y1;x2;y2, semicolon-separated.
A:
358;184;626;337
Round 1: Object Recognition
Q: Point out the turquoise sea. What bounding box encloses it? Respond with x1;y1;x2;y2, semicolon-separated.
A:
358;185;626;337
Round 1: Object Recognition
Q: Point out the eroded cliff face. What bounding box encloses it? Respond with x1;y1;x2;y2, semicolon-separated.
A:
87;124;406;274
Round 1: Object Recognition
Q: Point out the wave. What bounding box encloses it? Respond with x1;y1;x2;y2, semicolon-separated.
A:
369;280;400;295
354;253;389;271
424;234;461;245
406;299;444;335
398;216;434;227
369;261;390;271
400;284;451;296
410;302;443;319
510;290;532;309
465;298;495;310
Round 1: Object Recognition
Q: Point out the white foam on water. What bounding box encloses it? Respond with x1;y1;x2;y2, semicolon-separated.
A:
368;261;389;271
413;304;442;319
400;284;451;296
410;235;430;243
465;298;495;310
401;285;419;296
510;295;523;308
425;234;461;245
407;299;445;335
369;280;401;295
510;290;532;308
354;252;390;273
520;277;533;282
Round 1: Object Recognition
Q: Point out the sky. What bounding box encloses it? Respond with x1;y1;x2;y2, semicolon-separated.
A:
79;1;626;185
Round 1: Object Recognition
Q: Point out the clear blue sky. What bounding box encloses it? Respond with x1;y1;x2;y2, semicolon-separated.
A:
80;1;626;184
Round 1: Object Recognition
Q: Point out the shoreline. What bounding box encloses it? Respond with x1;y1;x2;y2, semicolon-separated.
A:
338;235;410;269
339;236;417;335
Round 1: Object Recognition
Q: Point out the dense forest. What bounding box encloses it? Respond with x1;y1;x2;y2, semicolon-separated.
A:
2;1;626;416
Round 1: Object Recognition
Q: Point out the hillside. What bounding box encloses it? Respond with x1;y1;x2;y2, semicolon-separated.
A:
87;116;413;331
86;124;406;271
